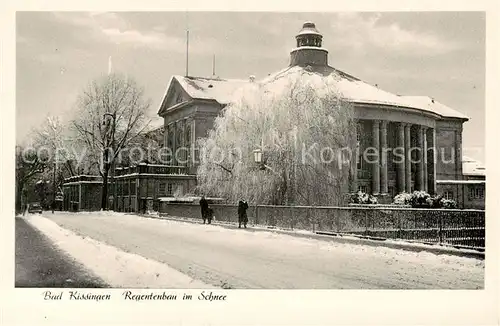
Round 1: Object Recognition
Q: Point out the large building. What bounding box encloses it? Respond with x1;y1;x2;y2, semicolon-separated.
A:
157;22;485;209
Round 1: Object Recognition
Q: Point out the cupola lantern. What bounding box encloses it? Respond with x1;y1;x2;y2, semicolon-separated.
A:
290;22;328;67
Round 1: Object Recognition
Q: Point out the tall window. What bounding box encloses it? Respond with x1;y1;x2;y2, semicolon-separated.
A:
185;123;191;146
167;128;174;151
358;185;368;193
469;186;484;199
443;191;454;200
167;184;174;196
185;123;192;167
159;182;166;196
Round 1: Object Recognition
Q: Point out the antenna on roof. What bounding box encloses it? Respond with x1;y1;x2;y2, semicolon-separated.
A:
212;54;216;78
108;56;112;75
185;11;190;77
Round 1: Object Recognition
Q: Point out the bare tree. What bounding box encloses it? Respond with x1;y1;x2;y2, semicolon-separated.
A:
15;145;47;213
197;73;356;206
71;73;152;210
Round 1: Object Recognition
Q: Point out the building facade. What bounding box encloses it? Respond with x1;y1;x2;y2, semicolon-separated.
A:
114;163;196;213
156;22;484;208
62;175;103;211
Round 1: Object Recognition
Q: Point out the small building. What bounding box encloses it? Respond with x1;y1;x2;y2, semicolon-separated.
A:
114;163;197;213
62;175;103;211
436;156;485;209
61;163;197;213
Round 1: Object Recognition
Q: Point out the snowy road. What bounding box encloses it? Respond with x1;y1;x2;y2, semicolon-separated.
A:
44;212;483;289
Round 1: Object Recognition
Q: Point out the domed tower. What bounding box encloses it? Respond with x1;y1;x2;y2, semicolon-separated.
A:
289;22;328;67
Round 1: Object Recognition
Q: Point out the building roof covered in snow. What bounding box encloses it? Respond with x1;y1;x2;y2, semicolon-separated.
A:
462;156;485;176
158;75;250;115
174;76;249;104
158;21;469;121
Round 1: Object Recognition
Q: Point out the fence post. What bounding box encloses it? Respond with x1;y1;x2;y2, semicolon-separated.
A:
255;204;259;226
334;208;339;233
310;208;315;233
364;209;369;236
438;212;443;245
397;212;402;239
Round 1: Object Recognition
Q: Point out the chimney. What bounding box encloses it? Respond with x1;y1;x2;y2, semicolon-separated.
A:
249;75;256;82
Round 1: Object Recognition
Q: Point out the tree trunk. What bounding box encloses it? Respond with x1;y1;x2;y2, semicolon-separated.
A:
16;182;24;214
101;165;109;210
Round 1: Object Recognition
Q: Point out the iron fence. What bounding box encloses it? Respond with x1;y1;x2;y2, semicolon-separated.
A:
160;203;485;250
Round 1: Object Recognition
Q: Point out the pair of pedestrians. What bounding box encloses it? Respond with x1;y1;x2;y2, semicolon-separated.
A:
199;197;249;228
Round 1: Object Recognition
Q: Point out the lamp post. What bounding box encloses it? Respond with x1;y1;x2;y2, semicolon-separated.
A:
103;112;117;211
252;148;263;225
253;147;281;225
52;161;56;214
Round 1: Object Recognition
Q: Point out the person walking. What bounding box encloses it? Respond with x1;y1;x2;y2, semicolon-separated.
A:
200;196;209;224
238;200;249;228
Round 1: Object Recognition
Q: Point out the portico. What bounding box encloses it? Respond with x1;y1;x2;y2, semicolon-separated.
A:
355;118;436;198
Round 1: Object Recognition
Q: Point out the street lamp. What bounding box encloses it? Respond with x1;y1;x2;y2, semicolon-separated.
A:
52;161;56;214
103;112;117;211
253;148;266;170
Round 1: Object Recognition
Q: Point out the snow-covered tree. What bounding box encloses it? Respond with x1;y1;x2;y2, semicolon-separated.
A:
71;73;152;210
197;71;356;206
33;115;81;177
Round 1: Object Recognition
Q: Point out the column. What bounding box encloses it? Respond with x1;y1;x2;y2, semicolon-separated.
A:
417;126;425;190
349;140;358;193
422;127;428;192
397;123;406;193
427;128;437;194
371;120;380;194
404;124;412;193
380;121;388;194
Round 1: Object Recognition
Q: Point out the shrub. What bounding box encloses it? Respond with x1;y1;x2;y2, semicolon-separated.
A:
393;192;412;205
393;191;458;209
410;190;431;208
441;199;458;209
350;191;378;204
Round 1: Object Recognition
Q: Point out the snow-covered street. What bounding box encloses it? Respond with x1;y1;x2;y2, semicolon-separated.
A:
29;212;484;289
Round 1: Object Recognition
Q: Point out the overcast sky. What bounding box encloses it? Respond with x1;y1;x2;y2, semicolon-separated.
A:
16;11;485;162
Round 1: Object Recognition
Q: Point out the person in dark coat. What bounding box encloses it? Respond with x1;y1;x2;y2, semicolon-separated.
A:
200;196;209;224
238;200;249;228
205;207;214;224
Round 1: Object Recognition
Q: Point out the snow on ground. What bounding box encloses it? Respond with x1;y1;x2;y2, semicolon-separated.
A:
165;216;483;269
42;211;484;289
55;211;485;270
23;214;215;289
163;214;484;260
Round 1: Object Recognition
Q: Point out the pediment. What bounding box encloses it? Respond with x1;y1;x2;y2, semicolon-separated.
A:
158;77;192;116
